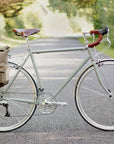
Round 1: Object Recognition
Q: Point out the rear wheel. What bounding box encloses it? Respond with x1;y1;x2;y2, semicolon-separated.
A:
75;60;114;130
0;62;37;132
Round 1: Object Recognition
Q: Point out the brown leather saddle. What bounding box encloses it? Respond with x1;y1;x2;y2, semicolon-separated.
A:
12;29;40;37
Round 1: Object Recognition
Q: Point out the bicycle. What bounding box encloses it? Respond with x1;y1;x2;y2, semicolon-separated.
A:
0;26;114;132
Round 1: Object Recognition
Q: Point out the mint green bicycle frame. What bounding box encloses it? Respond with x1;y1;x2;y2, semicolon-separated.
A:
3;37;111;104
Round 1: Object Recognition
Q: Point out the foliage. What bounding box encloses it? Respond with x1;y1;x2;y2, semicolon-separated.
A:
92;1;104;29
48;0;114;47
48;0;97;17
22;5;42;29
5;17;25;37
68;17;81;33
92;0;114;47
48;0;113;28
0;0;34;18
48;0;77;17
92;0;113;28
75;0;96;8
107;4;114;44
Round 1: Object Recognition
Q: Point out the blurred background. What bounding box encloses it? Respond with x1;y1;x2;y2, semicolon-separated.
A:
0;0;113;53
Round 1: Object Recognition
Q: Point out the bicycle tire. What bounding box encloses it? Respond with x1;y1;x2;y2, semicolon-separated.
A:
74;59;114;131
0;62;38;132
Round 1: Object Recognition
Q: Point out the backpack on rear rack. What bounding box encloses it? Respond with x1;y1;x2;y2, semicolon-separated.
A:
0;46;10;88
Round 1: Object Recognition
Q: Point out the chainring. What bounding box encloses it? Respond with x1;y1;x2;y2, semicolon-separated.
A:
37;93;57;114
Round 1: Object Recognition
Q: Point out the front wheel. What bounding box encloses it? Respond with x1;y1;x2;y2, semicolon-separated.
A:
74;59;114;131
0;62;37;132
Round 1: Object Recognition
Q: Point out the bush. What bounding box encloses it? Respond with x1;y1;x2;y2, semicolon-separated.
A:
69;16;81;33
22;4;42;29
93;0;114;48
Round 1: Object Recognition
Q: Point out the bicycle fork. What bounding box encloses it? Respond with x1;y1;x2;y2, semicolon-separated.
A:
88;48;112;97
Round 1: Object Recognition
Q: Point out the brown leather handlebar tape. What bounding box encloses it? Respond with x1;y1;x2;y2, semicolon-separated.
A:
88;30;103;48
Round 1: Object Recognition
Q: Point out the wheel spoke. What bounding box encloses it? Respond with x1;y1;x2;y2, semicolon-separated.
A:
0;62;37;132
75;60;114;130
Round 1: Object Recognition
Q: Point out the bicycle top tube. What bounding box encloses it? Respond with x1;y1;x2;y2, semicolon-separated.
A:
32;46;87;54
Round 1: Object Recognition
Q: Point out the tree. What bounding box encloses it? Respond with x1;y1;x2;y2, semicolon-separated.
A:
0;0;33;18
48;0;113;28
48;0;97;17
48;0;114;47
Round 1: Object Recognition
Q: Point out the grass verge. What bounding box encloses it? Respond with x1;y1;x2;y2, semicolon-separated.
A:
0;35;39;48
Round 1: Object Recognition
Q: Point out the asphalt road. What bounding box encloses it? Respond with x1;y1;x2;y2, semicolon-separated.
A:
0;37;114;144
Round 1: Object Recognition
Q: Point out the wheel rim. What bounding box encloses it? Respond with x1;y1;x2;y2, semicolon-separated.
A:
75;60;114;130
0;62;37;131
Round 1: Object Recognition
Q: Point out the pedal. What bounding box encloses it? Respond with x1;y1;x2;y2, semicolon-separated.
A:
45;101;67;106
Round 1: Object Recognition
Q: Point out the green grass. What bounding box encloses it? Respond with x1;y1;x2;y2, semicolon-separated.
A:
102;49;114;58
0;35;24;48
0;35;39;48
79;37;114;58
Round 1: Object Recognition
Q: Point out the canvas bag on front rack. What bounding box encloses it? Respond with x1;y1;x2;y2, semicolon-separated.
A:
0;46;10;87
